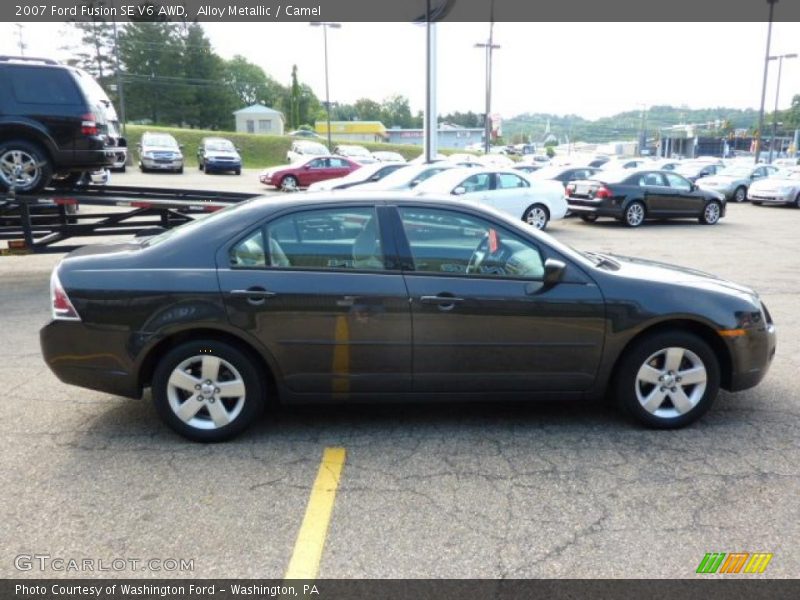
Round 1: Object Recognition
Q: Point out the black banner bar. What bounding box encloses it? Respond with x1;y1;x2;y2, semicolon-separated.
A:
4;0;800;23
4;579;800;600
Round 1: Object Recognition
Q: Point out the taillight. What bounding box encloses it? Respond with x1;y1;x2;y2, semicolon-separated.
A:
594;186;612;199
565;183;575;197
50;270;80;321
81;113;98;136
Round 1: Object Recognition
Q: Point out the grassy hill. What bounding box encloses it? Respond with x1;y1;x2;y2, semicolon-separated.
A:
123;125;453;168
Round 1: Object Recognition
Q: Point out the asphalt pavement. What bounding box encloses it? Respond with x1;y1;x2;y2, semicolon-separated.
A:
0;189;798;579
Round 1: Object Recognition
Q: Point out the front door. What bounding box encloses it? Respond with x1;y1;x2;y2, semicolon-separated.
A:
217;205;412;395
392;205;606;393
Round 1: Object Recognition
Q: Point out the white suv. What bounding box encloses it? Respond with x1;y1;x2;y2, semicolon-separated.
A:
286;140;329;163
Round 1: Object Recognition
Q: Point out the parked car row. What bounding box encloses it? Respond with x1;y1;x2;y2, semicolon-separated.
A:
286;140;408;166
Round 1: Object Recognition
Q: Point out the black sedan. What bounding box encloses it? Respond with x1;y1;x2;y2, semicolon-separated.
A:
41;193;775;441
566;169;726;227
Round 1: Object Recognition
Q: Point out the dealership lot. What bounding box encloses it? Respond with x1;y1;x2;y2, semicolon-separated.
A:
1;198;798;578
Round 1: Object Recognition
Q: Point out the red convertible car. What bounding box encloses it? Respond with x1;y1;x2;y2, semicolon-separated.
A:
259;156;361;191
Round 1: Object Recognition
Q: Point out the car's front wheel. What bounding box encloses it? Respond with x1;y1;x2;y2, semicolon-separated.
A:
0;140;53;193
280;175;299;191
580;214;598;223
523;203;549;230
152;340;265;442
623;201;646;227
733;186;746;203
699;200;722;225
794;193;800;208
614;332;720;428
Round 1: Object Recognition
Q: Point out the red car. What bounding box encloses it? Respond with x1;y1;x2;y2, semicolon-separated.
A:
259;156;361;191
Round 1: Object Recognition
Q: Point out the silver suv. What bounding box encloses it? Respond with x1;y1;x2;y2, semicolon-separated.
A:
138;132;184;173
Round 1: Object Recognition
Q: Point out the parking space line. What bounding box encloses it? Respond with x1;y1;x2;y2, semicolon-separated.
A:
284;447;347;580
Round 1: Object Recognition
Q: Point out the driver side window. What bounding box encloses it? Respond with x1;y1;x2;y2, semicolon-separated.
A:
398;207;545;279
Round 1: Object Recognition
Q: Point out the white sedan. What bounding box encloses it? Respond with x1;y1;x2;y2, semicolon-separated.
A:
747;168;800;207
413;167;567;230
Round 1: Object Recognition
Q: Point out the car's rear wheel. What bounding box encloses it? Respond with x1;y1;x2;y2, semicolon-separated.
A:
614;332;720;429
733;186;746;203
0;140;53;193
177;166;184;174
280;175;299;191
699;200;721;225
751;201;762;205
623;201;646;227
794;193;800;208
152;340;265;442
580;214;598;223
523;203;549;230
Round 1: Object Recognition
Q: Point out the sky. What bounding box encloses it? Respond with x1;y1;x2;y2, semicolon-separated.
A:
1;21;799;120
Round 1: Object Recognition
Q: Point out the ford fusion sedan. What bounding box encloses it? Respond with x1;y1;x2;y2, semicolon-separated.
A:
567;169;726;227
307;162;406;192
414;167;567;230
747;168;800;207
138;132;184;173
696;164;778;202
197;137;241;175
259;156;360;191
40;192;776;441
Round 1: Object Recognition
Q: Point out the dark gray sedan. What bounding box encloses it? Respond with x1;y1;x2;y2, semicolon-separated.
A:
41;193;776;441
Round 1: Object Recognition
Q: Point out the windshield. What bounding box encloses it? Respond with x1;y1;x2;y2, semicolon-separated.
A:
206;140;235;152
717;166;752;177
594;170;631;183
340;146;369;156
301;143;328;155
370;164;422;186
143;199;257;247
144;135;179;149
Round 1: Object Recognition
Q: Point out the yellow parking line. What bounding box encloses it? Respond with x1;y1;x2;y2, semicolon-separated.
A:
284;447;347;580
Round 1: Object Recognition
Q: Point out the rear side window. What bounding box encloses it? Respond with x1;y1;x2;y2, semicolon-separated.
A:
9;67;82;105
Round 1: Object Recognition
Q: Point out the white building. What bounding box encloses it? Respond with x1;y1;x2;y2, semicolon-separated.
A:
233;104;285;136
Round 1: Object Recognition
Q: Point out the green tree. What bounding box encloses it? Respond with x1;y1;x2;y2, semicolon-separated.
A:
222;55;285;109
354;98;383;121
381;94;414;128
288;65;301;129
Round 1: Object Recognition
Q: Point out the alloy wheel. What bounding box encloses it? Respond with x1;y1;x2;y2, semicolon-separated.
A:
525;205;548;230
634;346;707;419
166;355;246;430
0;149;41;189
734;187;746;202
625;203;645;227
703;202;720;224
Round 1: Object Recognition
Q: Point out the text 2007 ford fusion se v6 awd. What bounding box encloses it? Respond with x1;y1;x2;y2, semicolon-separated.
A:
40;192;776;441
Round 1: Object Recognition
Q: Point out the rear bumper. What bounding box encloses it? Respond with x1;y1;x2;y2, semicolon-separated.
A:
40;320;140;399
567;198;621;217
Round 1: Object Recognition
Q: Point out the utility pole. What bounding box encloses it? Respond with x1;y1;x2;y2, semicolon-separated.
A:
14;24;26;56
310;22;341;151
475;0;500;154
110;0;127;138
768;53;797;163
755;0;779;164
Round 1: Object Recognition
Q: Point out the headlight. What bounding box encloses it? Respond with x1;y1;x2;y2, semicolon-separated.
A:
779;186;795;194
142;151;154;158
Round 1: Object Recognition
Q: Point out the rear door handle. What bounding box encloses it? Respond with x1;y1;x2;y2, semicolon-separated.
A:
230;288;277;305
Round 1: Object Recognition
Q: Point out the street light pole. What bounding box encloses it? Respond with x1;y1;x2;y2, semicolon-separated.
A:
110;0;127;138
310;22;341;151
475;0;499;155
755;0;778;164
768;53;797;163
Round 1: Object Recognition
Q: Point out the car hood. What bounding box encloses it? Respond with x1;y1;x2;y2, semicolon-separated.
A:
607;253;758;300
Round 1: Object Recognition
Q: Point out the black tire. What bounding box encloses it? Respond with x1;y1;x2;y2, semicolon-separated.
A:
235;168;241;176
0;139;53;193
119;164;126;174
280;175;299;191
198;161;204;171
699;200;722;225
177;166;184;174
623;201;646;227
733;186;746;203
580;214;598;223
522;203;549;230
152;340;265;442
613;331;720;429
794;193;800;208
751;201;762;206
139;164;147;173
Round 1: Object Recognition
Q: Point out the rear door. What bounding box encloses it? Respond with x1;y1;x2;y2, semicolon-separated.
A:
217;204;412;395
328;157;354;178
392;204;605;393
634;172;674;216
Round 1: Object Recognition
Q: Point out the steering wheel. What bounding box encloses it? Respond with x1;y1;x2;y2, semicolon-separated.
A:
465;236;490;274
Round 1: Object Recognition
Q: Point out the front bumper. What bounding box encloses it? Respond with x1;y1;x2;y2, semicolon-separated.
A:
205;159;241;171
726;314;777;392
141;157;183;170
748;191;794;205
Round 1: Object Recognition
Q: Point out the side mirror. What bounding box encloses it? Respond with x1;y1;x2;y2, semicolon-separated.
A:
370;174;381;181
543;258;566;287
410;179;421;188
453;186;467;195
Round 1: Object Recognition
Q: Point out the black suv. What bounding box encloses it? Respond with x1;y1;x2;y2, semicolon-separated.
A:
0;56;125;193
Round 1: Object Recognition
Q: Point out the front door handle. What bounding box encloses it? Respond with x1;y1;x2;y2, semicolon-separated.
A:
420;295;464;310
230;288;277;305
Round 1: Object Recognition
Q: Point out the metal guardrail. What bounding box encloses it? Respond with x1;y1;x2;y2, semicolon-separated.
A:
0;185;260;254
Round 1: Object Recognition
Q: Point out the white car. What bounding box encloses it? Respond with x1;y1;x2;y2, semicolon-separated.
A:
599;157;650;171
333;144;377;164
478;153;514;168
307;162;407;192
747;168;800;207
410;153;447;164
354;162;454;191
286;140;329;163
371;151;406;163
414;167;567;230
